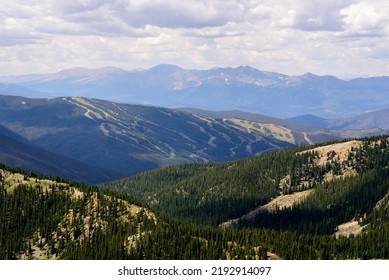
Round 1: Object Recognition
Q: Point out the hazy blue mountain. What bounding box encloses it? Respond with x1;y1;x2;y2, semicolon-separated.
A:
0;123;30;144
1;95;386;185
0;74;47;84
287;114;330;128
327;109;389;130
0;124;121;184
0;95;304;181
3;65;388;119
288;109;389;131
0;82;46;98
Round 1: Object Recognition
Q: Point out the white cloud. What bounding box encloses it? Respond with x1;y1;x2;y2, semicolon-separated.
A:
289;0;354;31
114;0;245;29
341;2;389;36
0;0;388;78
182;22;245;39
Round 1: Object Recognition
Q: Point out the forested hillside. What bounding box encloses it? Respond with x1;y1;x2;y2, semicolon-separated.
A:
1;136;388;259
103;137;388;225
102;136;389;259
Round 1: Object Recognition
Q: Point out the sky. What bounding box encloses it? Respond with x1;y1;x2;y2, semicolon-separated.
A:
1;0;389;78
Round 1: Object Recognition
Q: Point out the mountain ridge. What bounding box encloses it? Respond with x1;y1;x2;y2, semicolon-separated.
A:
288;109;389;131
2;64;389;118
1;94;386;184
0;95;301;183
0;124;122;184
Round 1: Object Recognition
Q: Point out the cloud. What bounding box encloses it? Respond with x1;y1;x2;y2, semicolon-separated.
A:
0;34;43;47
0;0;162;39
290;0;354;31
50;0;245;33
182;23;245;39
55;0;107;16
244;0;352;31
340;1;389;36
114;0;245;29
1;0;389;78
0;6;45;46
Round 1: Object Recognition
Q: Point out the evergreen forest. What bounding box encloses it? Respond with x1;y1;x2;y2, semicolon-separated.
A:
1;136;388;259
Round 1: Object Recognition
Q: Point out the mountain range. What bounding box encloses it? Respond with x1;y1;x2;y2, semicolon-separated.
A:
0;64;388;260
1;64;389;118
0;95;300;183
288;108;389;131
1;64;388;184
1;95;386;184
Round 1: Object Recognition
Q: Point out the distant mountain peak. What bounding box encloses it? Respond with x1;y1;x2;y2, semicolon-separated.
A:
148;64;183;73
236;65;257;71
98;65;128;73
302;72;316;77
41;66;127;81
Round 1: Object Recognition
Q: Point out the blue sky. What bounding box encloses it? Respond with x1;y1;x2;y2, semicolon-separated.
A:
1;0;389;78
